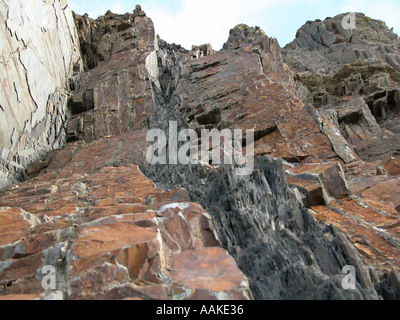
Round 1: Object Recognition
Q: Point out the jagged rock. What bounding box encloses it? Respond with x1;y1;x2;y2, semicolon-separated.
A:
283;14;400;283
191;44;215;60
284;13;400;76
67;12;155;142
139;24;386;299
310;198;400;274
0;9;253;301
172;26;338;165
283;13;400;162
375;270;400;300
379;154;400;176
286;162;349;206
0;0;82;188
133;5;146;18
0;164;251;300
286;175;325;207
1;6;399;301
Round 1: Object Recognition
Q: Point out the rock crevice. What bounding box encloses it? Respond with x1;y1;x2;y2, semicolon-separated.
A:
0;7;400;300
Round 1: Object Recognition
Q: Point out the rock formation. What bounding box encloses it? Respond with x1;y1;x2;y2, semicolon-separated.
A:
283;13;400;163
0;4;399;300
0;0;82;188
0;6;252;301
283;13;400;298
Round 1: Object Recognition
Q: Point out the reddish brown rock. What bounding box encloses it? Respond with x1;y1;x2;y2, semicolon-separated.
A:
349;176;400;214
310;198;400;272
169;247;251;299
3;7;400;300
0;294;40;300
68;13;155;143
177;43;338;164
286;176;324;207
344;160;382;179
379;155;400;176
286;162;349;205
0;163;251;300
0;208;32;247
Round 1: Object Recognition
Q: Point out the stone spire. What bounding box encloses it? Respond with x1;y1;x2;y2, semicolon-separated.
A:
133;4;146;18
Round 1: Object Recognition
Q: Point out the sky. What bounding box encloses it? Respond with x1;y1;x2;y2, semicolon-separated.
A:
68;0;400;50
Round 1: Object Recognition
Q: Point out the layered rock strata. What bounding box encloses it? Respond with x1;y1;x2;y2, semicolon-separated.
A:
0;9;252;301
283;13;400;162
0;7;399;300
0;0;82;188
0;164;251;300
141;25;393;300
283;13;400;290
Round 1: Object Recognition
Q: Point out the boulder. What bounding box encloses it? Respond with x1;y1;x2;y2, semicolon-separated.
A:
379;155;400;176
286;162;350;205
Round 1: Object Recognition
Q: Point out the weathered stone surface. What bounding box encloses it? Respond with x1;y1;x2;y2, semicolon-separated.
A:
1;6;400;301
349;176;400;213
286;162;349;205
141;30;385;299
305;104;359;164
284;13;400;77
310;198;400;273
0;207;32;247
282;13;400;286
67;12;155;142
174;27;338;164
0;164;251;300
379;155;400;176
286;175;325;207
283;13;400;163
169;248;251;299
0;0;82;188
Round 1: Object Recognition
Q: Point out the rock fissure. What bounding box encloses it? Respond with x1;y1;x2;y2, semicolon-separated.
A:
0;5;400;300
140;35;381;300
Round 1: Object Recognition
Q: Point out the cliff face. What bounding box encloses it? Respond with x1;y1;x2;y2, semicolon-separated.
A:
283;13;400;162
282;13;400;298
0;5;399;300
0;9;253;301
0;0;82;188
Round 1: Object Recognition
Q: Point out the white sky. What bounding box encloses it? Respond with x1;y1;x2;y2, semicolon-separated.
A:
68;0;400;50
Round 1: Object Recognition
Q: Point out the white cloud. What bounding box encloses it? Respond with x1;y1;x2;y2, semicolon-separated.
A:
68;0;115;18
110;0;124;14
144;0;302;50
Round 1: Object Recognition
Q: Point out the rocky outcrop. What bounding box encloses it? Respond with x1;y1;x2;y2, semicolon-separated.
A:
283;13;400;76
138;22;400;300
0;9;252;301
0;164;251;300
1;6;399;300
67;11;156;143
0;0;82;188
283;13;400;162
283;13;400;287
173;26;341;165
